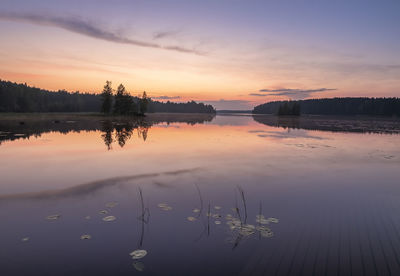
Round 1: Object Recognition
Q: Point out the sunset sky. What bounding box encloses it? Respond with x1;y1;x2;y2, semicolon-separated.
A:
0;0;399;109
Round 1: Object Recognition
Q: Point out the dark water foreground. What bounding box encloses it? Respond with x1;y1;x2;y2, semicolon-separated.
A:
0;114;399;276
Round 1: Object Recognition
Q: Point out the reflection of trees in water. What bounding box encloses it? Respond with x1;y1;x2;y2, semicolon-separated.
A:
115;123;134;148
252;115;400;134
137;126;148;141
0;113;215;147
101;121;114;150
101;121;150;150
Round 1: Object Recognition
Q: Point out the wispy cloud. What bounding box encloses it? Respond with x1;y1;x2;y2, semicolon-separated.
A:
153;30;180;40
203;99;253;110
152;95;181;100
0;12;203;55
250;87;336;99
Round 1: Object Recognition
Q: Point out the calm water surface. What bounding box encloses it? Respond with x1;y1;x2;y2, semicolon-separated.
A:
0;114;399;276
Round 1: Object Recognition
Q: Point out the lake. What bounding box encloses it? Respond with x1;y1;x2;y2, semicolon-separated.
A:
0;113;399;276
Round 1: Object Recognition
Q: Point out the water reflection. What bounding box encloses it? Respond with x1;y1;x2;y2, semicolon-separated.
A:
253;114;400;134
101;120;147;149
0;113;215;148
1;114;400;275
2;114;400;150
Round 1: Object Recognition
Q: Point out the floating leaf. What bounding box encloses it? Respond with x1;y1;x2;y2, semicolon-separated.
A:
99;210;108;215
106;202;118;208
102;216;116;222
238;228;255;236
130;249;147;259
225;214;233;220
215;220;221;225
157;203;168;208
161;206;172;211
243;224;255;230
46;214;61;220
260;230;274;238
256;218;269;224
80;234;91;240
256;226;271;232
192;208;200;213
187;216;197;222
133;261;145;271
212;214;221;218
268;217;279;223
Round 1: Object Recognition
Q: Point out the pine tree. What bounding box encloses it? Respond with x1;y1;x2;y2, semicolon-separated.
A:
139;91;149;115
100;81;113;114
114;84;125;114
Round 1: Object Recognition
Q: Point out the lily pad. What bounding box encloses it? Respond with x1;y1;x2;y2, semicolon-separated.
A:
268;217;279;223
187;216;197;222
256;226;271;232
80;234;91;240
225;214;233;220
256;218;269;224
99;210;108;215
105;202;118;208
238;228;255;236
133;261;145;271
130;249;147;259
46;214;61;220
102;215;116;222
260;230;274;238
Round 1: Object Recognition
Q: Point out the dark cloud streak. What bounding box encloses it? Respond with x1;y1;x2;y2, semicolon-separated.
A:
152;96;181;100
0;12;203;55
250;87;337;99
153;30;179;40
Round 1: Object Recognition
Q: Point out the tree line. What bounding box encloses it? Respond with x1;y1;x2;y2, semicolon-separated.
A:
100;81;149;115
0;79;216;114
277;102;301;116
253;97;400;116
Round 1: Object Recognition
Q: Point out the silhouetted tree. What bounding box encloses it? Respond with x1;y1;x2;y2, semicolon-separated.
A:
139;91;149;115
121;91;135;115
114;84;137;115
100;81;113;114
113;84;124;115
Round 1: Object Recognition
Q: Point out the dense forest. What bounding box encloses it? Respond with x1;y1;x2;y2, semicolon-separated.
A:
0;80;216;114
253;98;400;116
